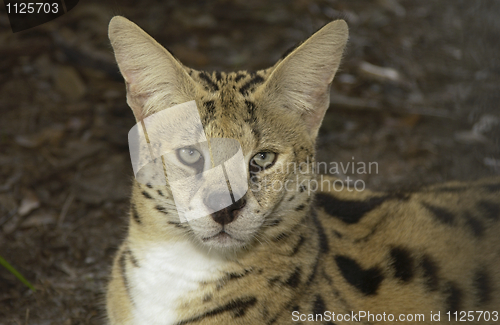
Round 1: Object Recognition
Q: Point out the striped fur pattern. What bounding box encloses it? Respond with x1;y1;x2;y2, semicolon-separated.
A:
106;16;500;324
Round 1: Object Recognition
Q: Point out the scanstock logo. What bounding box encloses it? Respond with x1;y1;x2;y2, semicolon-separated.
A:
4;0;79;33
128;101;248;223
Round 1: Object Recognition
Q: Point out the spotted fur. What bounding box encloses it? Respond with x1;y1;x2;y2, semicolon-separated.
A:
106;16;500;325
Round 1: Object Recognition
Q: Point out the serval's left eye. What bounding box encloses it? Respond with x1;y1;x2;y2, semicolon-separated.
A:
177;148;202;165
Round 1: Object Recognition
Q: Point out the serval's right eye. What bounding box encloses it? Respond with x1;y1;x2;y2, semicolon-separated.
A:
250;152;277;173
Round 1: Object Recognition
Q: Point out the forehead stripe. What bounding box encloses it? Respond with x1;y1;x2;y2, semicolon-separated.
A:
198;71;219;92
239;75;265;95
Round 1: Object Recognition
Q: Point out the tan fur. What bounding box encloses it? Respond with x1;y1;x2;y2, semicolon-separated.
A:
106;16;500;324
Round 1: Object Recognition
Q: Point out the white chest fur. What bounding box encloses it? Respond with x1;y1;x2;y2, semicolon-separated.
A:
129;240;227;325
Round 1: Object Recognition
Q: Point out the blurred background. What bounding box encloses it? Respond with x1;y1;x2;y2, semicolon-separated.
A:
0;0;499;323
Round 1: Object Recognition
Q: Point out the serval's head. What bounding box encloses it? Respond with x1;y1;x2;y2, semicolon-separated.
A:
108;16;348;252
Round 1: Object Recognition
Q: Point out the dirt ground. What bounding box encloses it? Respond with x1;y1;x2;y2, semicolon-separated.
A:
0;0;499;324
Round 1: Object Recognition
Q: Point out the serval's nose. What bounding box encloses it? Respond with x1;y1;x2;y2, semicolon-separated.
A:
204;192;246;225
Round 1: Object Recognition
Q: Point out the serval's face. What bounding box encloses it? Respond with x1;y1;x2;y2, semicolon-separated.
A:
109;16;348;251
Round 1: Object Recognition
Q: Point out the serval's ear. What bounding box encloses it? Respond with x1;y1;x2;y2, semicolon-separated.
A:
264;20;348;139
108;16;196;121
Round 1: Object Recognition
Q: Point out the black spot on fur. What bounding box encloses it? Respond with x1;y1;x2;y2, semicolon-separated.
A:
477;200;499;220
232;307;246;318
142;191;153;199
239;75;264;95
335;255;384;296
291;235;306;256
119;251;128;287
464;212;485;237
155;205;168;215
306;256;320;286
228;269;251;281
268;276;280;287
146;183;152;188
214;71;222;82
444;282;462;312
333;230;342;238
234;73;245;83
245;100;256;114
390;247;414;282
266;313;279;325
422;203;455;225
300;185;306;193
473;270;492;305
321;269;334;287
125;249;140;268
131;204;141;224
268;218;282;227
316;193;389;224
285;267;301;288
176;297;257;325
311;209;329;254
274;233;290;241
312;295;327;318
288;195;295;201
251;127;261;143
203;100;216;115
157;190;165;197
262;306;269;319
295;204;306;211
198;72;219;91
421;255;439;291
168;221;187;229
